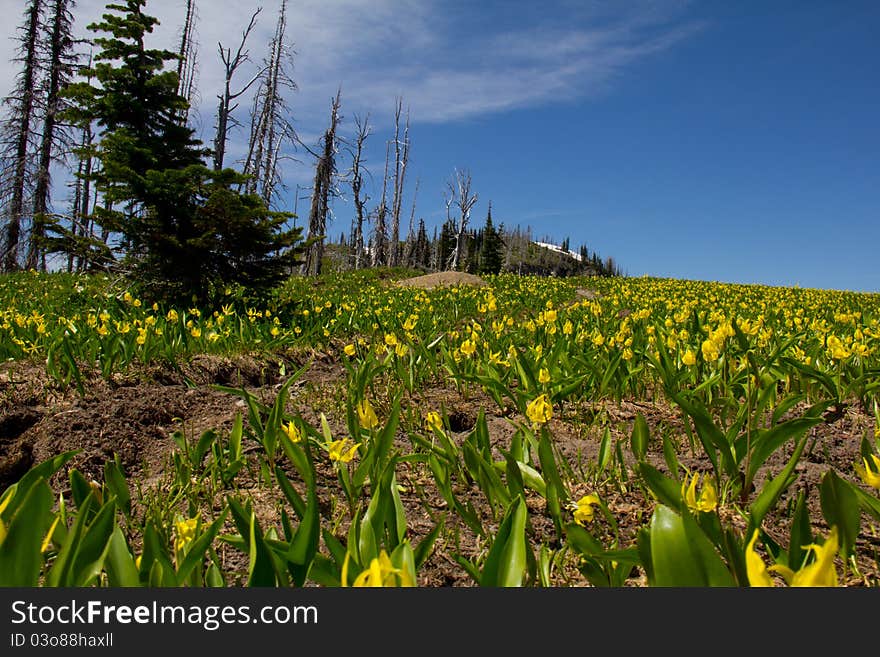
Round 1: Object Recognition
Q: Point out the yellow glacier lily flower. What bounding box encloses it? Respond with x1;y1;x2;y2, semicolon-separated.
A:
175;517;198;552
770;527;840;587
342;550;414;587
682;349;696;366
526;394;553;427
281;420;302;444
855;454;880;490
357;398;379;430
748;527;840;587
745;529;774;587
570;494;600;526
327;438;360;463
424;411;444;433
681;473;717;513
701;338;720;362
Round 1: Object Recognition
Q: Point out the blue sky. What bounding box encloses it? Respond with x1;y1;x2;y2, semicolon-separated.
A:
2;0;878;291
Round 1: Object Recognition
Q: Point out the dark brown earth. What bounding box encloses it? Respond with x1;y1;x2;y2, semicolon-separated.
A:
1;351;878;587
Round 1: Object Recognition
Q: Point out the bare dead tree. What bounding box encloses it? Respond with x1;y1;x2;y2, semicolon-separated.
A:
347;112;371;270
27;0;78;270
402;176;419;267
213;8;262;171
301;89;342;277
241;0;297;208
388;97;410;267
175;0;199;126
446;168;478;271
371;140;391;267
1;0;43;272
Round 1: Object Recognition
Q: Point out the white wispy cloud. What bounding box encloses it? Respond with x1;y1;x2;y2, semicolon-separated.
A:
0;0;700;198
1;0;699;126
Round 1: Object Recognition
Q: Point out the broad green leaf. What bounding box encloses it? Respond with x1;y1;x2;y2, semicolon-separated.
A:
390;541;417;586
140;521;176;586
538;431;566;538
819;470;860;559
743;416;822;486
274;466;306;520
104;526;141;587
481;495;529;587
779;357;840;402
637;462;682;511
661;431;680;480
68;469;93;512
788;489;812;569
229;412;243;461
749;431;809;529
564;522;604;556
0;480;54;586
673;395;735;479
630;413;649;461
648;505;736;587
104;457;131;518
852;486;880;523
46;494;94;587
70;498;117;586
597;426;613;474
247;510;277;587
502;453;526;501
205;562;225;587
193;429;217;467
287;486;320;586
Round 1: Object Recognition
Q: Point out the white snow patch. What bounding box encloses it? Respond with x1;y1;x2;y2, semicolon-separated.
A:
532;241;583;262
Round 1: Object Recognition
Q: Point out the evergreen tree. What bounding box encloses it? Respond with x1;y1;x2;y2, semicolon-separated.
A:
478;204;504;275
437;219;456;270
464;229;478;274
63;0;301;303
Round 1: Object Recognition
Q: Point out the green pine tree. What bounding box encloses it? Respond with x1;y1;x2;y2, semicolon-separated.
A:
436;219;456;270
478;205;504;275
63;0;302;304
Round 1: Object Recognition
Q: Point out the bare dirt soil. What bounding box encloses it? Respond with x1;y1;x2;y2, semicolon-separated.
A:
393;271;489;289
1;350;878;587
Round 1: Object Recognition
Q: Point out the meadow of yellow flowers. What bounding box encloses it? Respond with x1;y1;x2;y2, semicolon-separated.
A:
1;268;879;587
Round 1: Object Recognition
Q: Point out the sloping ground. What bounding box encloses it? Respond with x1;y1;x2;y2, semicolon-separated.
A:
1;354;878;587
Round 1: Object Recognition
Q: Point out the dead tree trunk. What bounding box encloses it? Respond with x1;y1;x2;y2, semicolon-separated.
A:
213;8;261;171
301;90;342;277
28;0;76;271
447;168;477;271
241;0;295;207
175;0;198;126
2;0;43;272
402;176;419;267
349;113;371;270
388;97;410;267
372;140;391;267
